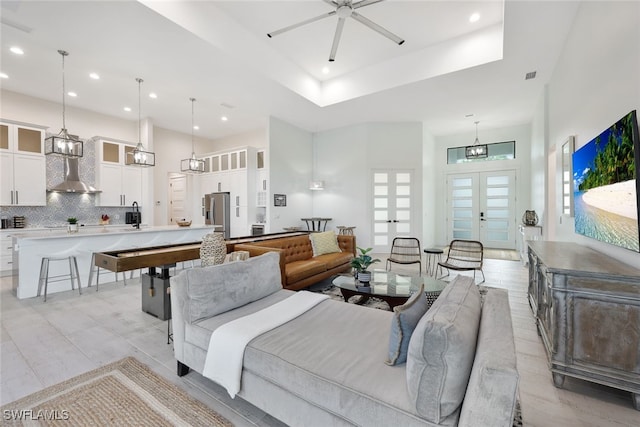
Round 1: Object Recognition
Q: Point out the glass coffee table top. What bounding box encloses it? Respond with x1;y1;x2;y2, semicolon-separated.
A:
332;269;448;309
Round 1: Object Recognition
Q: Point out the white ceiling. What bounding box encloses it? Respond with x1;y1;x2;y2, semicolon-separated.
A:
0;1;579;142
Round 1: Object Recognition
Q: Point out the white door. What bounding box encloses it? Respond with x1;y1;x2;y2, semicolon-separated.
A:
169;174;187;225
372;170;415;253
446;170;517;249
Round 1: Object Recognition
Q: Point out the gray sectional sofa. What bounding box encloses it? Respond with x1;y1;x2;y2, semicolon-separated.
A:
170;252;519;426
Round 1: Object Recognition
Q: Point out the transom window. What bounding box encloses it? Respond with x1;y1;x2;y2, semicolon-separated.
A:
447;141;516;164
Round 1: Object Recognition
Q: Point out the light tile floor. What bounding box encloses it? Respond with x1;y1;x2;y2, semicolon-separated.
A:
1;256;638;426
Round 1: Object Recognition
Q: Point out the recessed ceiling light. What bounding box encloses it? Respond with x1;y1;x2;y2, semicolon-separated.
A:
89;72;100;80
469;12;480;23
221;116;228;122
322;66;330;74
149;93;157;99
10;46;24;55
124;106;132;112
0;72;8;79
193;125;199;130
67;91;77;97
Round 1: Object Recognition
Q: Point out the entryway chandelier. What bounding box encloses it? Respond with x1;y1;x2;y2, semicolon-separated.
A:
45;50;83;158
181;97;205;173
126;77;155;167
465;121;488;159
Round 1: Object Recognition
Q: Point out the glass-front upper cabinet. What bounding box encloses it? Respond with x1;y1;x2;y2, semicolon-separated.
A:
0;122;44;154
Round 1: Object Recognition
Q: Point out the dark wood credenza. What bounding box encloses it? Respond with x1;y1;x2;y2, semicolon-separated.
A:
527;241;640;410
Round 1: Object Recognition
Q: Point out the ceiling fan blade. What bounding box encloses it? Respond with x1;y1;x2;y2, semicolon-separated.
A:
352;0;386;9
267;11;336;38
351;11;404;45
322;0;340;6
329;17;346;62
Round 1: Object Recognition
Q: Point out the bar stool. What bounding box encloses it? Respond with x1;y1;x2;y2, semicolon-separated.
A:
423;247;444;277
37;253;81;302
337;226;356;235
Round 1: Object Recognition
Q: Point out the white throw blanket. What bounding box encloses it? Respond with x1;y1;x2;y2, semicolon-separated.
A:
202;291;329;398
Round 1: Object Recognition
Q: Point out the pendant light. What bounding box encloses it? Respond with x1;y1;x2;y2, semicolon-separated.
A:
126;77;155;166
45;50;83;157
465;121;488;159
180;97;205;173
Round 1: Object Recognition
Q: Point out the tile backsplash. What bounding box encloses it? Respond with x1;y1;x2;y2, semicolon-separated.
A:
1;138;134;228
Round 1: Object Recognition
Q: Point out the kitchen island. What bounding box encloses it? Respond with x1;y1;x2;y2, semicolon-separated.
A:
11;225;214;299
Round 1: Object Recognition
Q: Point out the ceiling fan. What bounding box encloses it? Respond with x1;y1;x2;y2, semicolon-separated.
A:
267;0;404;62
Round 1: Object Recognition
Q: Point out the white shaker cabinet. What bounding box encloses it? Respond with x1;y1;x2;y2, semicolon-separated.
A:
0;122;46;206
95;140;142;207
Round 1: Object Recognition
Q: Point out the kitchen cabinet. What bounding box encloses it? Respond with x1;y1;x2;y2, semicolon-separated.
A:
0;122;46;206
0;231;15;277
527;241;640;409
194;147;257;236
256;149;268;207
96;140;143;207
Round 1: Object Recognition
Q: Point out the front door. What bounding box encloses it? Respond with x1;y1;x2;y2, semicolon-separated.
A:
372;169;415;253
446;170;516;249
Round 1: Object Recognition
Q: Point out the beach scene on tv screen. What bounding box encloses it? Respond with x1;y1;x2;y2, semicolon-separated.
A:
573;111;639;252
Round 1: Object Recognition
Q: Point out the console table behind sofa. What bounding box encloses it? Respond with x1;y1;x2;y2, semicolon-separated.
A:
527;241;640;410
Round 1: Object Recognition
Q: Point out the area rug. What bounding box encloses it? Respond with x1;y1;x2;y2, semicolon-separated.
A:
1;357;232;427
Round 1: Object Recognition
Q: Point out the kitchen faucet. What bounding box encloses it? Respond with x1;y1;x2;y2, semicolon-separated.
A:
132;201;140;229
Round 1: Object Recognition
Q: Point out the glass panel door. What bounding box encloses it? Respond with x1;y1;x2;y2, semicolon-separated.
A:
373;170;414;253
479;171;516;249
446;170;516;249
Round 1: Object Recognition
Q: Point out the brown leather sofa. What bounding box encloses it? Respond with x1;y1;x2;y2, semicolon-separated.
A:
234;234;355;290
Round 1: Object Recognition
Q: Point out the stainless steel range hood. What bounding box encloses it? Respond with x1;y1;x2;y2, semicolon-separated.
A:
48;157;101;193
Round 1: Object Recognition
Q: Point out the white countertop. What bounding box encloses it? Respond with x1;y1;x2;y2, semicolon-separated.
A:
10;224;214;240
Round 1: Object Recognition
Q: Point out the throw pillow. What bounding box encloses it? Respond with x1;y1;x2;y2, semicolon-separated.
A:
309;231;341;256
406;275;481;423
385;283;429;366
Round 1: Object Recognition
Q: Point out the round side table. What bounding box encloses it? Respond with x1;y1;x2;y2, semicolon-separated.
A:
423;248;444;277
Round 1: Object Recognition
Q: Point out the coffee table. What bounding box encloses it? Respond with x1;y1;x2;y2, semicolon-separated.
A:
332;269;448;310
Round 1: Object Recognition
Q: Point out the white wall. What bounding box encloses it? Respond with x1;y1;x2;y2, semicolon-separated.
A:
1;90;137;142
545;0;640;266
314;122;423;249
434;124;532;248
268;117;313;232
422;126;437;247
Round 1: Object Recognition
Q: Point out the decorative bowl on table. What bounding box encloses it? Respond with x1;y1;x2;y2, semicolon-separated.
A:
176;220;192;227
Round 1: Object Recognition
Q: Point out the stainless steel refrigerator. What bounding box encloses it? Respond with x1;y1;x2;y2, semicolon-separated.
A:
204;192;230;239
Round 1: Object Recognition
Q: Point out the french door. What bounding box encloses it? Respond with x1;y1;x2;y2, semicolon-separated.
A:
446;170;516;249
372;169;415;253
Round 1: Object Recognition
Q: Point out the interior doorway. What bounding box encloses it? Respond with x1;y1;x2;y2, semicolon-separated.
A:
372;169;416;253
168;174;187;225
446;170;517;249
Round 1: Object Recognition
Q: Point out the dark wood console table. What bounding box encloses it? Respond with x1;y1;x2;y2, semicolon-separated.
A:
527;241;640;410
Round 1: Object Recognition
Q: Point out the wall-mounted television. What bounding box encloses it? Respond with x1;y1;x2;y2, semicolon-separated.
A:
572;110;640;252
